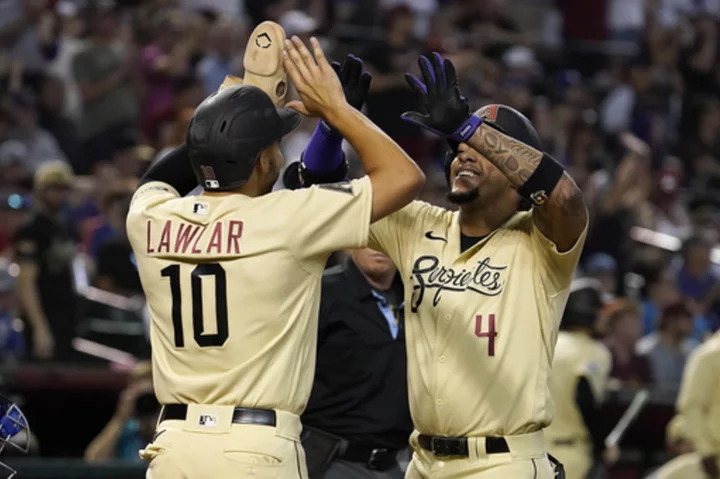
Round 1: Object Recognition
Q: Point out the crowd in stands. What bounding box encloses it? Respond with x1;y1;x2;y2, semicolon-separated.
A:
1;0;720;472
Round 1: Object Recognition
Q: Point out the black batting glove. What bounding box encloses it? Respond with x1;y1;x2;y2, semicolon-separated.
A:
319;54;371;135
331;54;372;111
401;52;483;143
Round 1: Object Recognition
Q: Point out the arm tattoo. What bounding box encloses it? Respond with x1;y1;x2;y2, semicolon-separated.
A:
466;125;542;190
468;123;587;251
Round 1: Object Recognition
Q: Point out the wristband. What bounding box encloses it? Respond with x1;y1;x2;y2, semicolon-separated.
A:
451;115;484;143
516;153;565;206
298;154;349;187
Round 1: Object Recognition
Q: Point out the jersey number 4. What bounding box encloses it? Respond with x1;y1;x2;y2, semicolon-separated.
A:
475;314;497;356
161;263;229;348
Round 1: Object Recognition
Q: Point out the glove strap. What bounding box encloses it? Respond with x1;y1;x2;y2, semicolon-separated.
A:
451;115;484;143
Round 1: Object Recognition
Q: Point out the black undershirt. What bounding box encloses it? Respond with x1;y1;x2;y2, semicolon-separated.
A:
460;233;488;253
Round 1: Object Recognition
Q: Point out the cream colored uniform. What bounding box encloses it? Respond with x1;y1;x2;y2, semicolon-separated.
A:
368;201;587;478
126;178;372;478
545;332;611;479
649;331;720;479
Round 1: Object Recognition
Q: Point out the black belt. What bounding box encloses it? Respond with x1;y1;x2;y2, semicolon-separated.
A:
160;404;276;427
338;443;399;471
418;434;509;457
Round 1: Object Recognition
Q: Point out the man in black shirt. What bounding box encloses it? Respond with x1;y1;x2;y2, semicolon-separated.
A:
13;161;78;360
302;248;411;479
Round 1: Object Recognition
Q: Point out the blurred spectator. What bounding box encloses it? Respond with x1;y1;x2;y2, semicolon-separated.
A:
140;11;194;143
0;0;58;72
680;17;719;102
0;191;32;257
0;140;31;190
85;361;158;462
676;235;720;331
279;9;319;45
602;298;653;386
680;99;720;188
363;5;427;163
648;156;692;239
637;301;698;398
196;18;241;95
12;161;77;360
0;260;25;359
158;75;204;149
72;0;140;173
86;188;133;261
639;265;683;335
583;253;618;301
37;73;82;169
7;90;67;173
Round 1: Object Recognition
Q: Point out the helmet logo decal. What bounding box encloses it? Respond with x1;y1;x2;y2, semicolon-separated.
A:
477;105;499;121
201;166;220;189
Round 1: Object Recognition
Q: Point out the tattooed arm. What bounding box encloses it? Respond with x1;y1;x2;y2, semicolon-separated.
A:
466;123;587;252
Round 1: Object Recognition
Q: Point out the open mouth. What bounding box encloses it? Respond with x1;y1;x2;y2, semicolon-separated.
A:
454;167;481;186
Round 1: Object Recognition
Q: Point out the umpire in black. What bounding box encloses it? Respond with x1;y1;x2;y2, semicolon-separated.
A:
301;248;412;479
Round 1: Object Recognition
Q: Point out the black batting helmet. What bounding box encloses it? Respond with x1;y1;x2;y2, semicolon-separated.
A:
560;278;605;331
187;85;301;191
444;104;542;187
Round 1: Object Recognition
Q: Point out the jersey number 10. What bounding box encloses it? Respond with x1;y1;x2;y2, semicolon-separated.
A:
161;263;230;348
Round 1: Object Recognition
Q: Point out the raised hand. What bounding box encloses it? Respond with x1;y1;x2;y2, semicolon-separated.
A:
331;55;372;111
401;52;482;143
282;36;347;120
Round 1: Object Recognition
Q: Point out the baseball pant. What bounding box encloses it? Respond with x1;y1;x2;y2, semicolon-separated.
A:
141;405;308;479
645;453;718;479
547;443;591;479
324;458;405;479
405;430;555;478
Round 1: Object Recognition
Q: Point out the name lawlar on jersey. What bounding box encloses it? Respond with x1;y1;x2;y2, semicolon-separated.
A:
410;255;507;312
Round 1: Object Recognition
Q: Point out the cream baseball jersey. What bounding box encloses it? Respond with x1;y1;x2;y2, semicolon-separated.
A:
677;331;720;456
368;201;587;437
545;332;611;441
126;177;372;414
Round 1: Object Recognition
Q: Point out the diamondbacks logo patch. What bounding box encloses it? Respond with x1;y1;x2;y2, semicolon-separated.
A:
477;105;499;121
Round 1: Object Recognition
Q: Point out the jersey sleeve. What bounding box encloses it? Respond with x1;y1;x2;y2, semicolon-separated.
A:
530;213;588;294
126;181;180;248
288;177;372;262
677;346;717;456
368;201;432;269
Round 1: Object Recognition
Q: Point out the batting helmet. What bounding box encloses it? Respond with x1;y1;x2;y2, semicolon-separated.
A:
443;104;542;187
560;278;605;331
187;85;301;191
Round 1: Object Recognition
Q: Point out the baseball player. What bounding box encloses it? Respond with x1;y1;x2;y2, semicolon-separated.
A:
647;330;720;479
126;36;424;479
545;279;616;479
285;53;588;478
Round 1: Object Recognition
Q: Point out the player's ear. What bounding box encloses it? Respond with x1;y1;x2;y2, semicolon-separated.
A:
256;148;273;175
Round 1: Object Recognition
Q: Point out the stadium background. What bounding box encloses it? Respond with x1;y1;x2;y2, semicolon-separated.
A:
0;0;719;477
